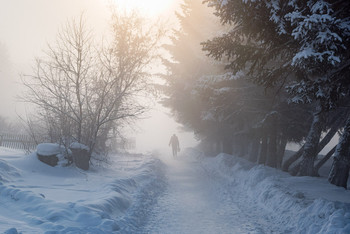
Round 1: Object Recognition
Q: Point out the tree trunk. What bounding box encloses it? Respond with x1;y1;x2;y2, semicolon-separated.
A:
258;135;267;165
248;137;260;163
318;120;342;152
313;145;336;176
290;162;301;176
222;137;232;155
266;131;277;168
297;108;325;176
282;116;341;172
216;139;222;155
276;137;287;169
239;135;249;157
282;145;304;171
328;116;350;189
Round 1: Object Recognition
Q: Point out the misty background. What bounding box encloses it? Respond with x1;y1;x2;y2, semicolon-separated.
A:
0;0;350;232
0;0;198;154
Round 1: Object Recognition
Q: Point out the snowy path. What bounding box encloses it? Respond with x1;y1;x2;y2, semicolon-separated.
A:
143;154;282;234
1;148;350;233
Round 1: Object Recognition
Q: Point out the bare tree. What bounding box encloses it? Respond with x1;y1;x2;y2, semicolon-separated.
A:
22;12;163;156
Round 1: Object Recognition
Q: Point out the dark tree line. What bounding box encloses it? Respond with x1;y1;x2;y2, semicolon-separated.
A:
162;0;350;188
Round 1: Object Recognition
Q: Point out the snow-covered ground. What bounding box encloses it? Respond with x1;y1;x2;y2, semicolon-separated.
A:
145;150;350;233
196;152;350;233
1;147;350;233
0;147;166;233
145;151;284;233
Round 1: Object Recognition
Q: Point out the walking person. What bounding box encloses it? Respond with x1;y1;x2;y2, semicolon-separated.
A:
169;133;180;158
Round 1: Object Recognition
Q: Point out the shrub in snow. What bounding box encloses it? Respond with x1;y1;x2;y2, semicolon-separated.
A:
69;142;90;170
36;143;67;167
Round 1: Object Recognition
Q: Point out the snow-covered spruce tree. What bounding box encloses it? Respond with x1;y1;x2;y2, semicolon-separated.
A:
195;70;313;167
203;0;350;179
197;1;305;167
284;0;350;182
163;0;308;160
161;0;225;154
23;13;163;158
194;75;269;156
202;0;310;165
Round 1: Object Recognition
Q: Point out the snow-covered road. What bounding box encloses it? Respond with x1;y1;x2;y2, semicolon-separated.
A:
144;153;282;234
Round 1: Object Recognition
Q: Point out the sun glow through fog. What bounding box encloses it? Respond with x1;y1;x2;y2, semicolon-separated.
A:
111;0;174;17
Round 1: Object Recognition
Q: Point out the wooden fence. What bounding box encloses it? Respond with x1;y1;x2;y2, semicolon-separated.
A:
0;133;37;150
0;132;136;152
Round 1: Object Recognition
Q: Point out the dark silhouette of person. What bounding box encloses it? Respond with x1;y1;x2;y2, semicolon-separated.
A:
169;134;180;157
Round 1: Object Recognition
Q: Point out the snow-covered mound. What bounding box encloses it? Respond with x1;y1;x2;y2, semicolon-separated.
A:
0;159;21;182
0;149;166;233
69;142;89;151
37;143;64;156
36;143;68;167
201;153;350;233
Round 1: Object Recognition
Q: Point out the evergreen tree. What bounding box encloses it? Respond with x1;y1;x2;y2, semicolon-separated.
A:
162;0;224;151
203;0;350;182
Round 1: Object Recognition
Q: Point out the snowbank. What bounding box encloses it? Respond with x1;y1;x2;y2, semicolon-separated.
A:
201;153;350;233
0;149;166;233
0;159;20;182
36;143;68;167
37;143;64;156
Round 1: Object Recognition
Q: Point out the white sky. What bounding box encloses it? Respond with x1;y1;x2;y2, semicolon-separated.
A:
0;0;199;154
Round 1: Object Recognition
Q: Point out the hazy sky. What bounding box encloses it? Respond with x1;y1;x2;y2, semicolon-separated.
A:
0;0;111;117
0;0;198;153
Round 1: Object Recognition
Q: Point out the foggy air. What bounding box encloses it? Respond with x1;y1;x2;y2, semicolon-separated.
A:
0;0;350;233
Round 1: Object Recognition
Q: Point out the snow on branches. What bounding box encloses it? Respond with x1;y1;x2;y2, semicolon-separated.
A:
204;0;350;108
285;0;348;67
207;0;349;69
286;78;345;110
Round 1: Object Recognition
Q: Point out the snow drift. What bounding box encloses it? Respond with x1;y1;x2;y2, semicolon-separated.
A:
200;153;350;233
0;148;166;233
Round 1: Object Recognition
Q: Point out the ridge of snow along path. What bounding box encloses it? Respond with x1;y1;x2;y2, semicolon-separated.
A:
145;150;283;233
144;149;350;234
